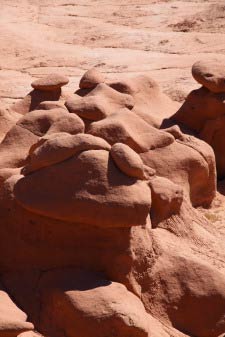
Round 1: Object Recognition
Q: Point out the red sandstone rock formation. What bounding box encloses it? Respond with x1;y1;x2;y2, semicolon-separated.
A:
173;60;225;179
0;69;224;337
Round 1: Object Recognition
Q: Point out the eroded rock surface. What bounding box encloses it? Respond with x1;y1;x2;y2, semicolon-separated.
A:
0;69;224;337
173;59;225;179
0;283;33;336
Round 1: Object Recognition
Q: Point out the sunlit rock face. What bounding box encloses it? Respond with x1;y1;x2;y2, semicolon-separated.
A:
173;59;225;180
0;69;224;337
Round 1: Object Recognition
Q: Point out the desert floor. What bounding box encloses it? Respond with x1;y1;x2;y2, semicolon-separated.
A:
1;0;225;225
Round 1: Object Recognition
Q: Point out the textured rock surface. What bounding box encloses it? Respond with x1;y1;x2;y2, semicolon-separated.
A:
149;176;183;226
0;66;224;337
15;149;151;227
173;59;225;179
23;133;111;174
87;109;175;152
66;83;134;121
31;74;69;91
39;269;150;337
0;283;33;336
110;143;144;179
192;60;225;93
1;2;225;336
79;68;105;89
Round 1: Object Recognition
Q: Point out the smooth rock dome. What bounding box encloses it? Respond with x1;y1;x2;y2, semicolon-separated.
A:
31;74;69;91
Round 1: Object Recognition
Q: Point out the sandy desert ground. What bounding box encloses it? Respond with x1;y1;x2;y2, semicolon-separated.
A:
1;0;225;105
1;1;225;225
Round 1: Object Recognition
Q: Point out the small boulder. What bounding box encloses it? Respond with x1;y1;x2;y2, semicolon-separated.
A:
23;134;111;174
79;68;105;89
31;74;69;91
110;143;144;179
192;60;225;93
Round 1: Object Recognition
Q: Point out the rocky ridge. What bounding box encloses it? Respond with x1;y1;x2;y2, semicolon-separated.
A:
0;64;224;337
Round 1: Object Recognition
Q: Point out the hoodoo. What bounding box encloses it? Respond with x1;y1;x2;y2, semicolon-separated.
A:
0;68;224;337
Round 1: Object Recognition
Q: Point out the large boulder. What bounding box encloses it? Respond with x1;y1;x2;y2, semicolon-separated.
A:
39;269;150;337
14;149;151;227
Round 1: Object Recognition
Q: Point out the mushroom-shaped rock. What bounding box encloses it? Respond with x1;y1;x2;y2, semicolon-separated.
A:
39;269;149;337
11;89;64;115
66;84;134;121
23;134;111;174
149;176;183;226
192;60;225;93
31;74;69;91
0;284;34;336
79;68;105;89
111;143;144;179
15;150;151;227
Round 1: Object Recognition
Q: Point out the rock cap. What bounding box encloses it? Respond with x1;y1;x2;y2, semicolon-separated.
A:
79;68;105;89
31;74;69;91
192;60;225;93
